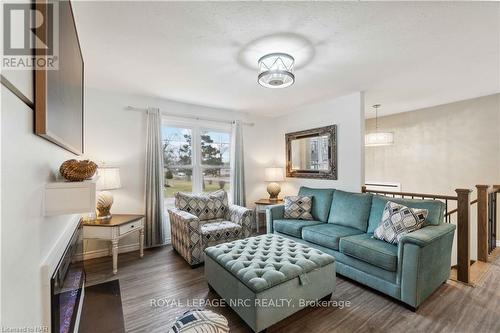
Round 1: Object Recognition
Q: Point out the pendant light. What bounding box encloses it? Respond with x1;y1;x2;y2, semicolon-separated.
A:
365;104;394;147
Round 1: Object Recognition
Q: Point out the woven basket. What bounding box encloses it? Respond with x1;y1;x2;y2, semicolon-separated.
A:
60;159;97;182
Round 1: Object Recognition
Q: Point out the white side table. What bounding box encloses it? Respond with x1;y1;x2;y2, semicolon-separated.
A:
254;199;284;233
83;214;144;274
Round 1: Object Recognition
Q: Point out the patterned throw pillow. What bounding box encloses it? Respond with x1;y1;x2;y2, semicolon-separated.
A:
169;308;229;333
374;201;428;244
284;196;313;220
175;190;228;220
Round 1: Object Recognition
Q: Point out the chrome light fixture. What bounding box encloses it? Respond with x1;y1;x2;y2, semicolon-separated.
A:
365;104;394;147
258;53;295;88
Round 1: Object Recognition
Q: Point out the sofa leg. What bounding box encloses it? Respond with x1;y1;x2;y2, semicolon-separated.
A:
320;293;332;301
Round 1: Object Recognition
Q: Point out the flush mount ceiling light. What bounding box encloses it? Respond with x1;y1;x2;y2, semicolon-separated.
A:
258;53;295;88
365;104;394;147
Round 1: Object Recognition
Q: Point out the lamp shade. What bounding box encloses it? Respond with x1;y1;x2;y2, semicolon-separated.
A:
96;167;121;190
264;167;284;182
365;132;394;147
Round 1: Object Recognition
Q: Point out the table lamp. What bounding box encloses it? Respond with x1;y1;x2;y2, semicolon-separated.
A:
264;167;284;201
96;167;121;219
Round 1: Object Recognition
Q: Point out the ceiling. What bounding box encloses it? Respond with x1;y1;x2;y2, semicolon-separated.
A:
72;1;500;118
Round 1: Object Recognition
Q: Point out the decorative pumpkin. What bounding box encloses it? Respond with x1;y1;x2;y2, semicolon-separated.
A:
59;159;97;182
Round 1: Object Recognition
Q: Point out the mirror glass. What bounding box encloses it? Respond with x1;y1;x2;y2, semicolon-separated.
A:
290;135;330;171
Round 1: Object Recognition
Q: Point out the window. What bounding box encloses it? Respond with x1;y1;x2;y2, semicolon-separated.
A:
162;126;193;199
162;119;231;206
200;130;231;193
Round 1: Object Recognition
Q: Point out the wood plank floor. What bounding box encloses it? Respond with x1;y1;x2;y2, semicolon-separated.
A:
84;245;500;333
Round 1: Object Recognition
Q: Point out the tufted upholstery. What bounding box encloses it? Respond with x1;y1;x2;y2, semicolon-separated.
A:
205;234;335;292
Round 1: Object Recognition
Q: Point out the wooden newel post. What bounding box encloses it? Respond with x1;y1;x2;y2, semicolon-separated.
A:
361;186;367;193
476;185;489;262
455;188;472;284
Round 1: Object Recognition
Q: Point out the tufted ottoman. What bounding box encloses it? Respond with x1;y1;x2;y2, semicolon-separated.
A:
204;234;336;332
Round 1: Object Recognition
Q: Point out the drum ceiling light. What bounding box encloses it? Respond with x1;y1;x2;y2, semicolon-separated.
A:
258;53;295;88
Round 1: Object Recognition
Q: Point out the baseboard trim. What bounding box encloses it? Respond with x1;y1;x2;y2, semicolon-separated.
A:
76;238;172;261
497;240;500;247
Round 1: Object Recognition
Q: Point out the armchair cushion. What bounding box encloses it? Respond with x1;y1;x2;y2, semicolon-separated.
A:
340;233;398;272
201;220;242;247
175;190;228;220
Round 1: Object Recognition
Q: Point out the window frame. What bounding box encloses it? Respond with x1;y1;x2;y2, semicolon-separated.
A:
162;117;232;203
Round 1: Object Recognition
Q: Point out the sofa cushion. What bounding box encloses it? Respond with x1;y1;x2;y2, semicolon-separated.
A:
301;224;363;250
367;195;445;233
339;233;398;272
283;196;313;220
175;190;228;220
298;187;335;222
328;190;372;232
273;219;324;238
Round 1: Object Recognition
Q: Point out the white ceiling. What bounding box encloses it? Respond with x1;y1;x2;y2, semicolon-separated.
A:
72;1;500;118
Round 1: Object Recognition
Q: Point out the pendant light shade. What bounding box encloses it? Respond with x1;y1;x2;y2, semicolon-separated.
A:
365;132;394;146
365;104;394;147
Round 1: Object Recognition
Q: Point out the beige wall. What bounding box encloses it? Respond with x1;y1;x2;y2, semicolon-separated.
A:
365;93;500;242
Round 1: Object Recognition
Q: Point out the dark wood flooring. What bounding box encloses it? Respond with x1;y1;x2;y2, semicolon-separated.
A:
84;245;500;333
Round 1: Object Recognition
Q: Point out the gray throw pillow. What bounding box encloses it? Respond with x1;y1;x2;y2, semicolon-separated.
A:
373;201;428;244
284;196;313;220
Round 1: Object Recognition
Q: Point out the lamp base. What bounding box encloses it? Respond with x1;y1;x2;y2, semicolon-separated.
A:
267;182;281;201
97;191;114;220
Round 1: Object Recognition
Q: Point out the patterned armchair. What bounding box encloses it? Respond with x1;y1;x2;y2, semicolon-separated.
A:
169;190;253;266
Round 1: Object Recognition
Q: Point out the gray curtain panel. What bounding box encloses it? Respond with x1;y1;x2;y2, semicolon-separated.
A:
145;107;166;247
230;120;246;206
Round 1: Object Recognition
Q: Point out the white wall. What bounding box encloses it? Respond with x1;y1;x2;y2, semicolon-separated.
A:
1;85;80;328
273;92;365;196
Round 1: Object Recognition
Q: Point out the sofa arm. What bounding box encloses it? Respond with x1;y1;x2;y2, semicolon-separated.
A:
229;205;254;237
398;223;456;308
266;204;284;234
168;208;203;266
399;223;456;248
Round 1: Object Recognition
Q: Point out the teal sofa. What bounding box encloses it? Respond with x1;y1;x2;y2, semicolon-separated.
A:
266;187;456;309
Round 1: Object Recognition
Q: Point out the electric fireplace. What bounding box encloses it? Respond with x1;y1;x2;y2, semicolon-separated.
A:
51;223;85;333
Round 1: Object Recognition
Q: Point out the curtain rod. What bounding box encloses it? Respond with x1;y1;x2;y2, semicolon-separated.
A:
125;106;255;126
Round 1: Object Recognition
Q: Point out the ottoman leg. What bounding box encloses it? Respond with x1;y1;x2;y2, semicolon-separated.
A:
320;293;332;301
